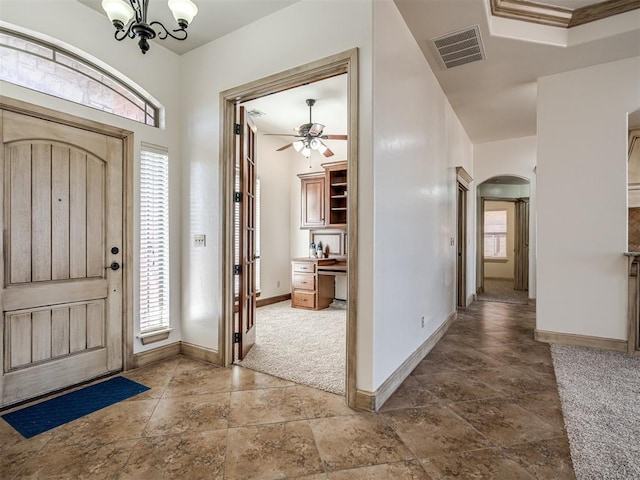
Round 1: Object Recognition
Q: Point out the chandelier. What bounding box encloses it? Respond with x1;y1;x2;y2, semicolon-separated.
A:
101;0;198;54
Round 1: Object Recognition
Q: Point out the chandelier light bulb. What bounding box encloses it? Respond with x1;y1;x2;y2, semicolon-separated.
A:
293;140;304;152
302;146;311;158
102;0;134;29
168;0;199;28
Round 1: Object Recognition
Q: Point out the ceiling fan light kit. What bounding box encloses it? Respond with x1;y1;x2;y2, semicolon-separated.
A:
102;0;198;54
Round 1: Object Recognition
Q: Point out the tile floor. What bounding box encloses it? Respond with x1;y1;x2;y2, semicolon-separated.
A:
0;301;575;479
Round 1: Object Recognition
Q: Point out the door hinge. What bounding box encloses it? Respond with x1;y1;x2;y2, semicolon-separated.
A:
234;332;241;344
234;264;242;275
234;123;242;135
233;191;242;203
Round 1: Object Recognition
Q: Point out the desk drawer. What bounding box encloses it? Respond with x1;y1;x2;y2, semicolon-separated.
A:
293;262;315;273
292;291;315;309
293;273;315;291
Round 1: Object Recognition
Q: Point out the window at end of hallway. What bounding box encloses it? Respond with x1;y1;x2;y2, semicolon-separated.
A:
484;210;507;260
140;145;170;337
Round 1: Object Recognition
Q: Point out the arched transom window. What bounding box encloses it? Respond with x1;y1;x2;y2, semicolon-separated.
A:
0;29;160;127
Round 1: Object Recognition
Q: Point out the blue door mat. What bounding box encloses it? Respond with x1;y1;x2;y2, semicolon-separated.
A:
1;376;150;438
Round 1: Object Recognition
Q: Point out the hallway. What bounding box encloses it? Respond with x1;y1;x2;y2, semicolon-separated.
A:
0;301;573;479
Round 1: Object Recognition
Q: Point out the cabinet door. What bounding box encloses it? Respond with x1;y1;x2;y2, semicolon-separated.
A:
300;175;325;228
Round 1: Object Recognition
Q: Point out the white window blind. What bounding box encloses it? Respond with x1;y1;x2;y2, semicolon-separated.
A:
140;145;170;332
484;209;508;259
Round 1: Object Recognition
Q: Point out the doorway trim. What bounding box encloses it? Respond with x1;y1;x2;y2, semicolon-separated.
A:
456;167;472;308
0;95;135;371
218;49;359;407
478;196;529;295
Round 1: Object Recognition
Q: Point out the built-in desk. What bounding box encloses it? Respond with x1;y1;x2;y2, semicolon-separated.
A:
291;258;346;310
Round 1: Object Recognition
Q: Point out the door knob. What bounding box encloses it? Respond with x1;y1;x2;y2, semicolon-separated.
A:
105;262;120;271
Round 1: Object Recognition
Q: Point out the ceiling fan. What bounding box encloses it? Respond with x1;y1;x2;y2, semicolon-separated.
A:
267;99;347;158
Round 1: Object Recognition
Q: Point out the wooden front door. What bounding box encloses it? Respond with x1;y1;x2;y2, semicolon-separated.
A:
0;110;123;407
235;106;257;360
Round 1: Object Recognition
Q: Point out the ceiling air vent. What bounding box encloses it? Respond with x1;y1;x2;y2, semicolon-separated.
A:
430;25;486;69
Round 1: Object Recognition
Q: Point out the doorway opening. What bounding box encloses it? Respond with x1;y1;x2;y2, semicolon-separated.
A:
218;50;358;407
233;75;348;395
477;175;530;305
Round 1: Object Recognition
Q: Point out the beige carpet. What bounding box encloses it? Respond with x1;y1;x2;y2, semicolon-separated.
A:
551;344;640;479
236;300;346;395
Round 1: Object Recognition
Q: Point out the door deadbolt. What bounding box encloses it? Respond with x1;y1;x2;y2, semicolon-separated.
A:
111;247;119;255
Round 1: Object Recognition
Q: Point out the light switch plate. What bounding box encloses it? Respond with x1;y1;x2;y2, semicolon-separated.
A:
194;234;206;247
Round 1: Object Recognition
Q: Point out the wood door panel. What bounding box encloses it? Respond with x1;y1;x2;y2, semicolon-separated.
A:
87;156;105;278
3;278;107;311
31;310;52;362
32;144;52;282
52;145;71;280
2;349;108;405
4;300;105;372
70;149;88;279
8;144;31;284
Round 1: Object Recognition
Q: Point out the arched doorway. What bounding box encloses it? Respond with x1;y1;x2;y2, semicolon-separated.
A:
477;175;530;304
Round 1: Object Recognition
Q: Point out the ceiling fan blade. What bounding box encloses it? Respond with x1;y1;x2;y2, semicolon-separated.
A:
276;143;294;151
322;146;335;158
322;134;348;140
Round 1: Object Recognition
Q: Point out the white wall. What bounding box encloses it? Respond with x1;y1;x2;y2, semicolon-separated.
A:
537;56;640;340
474;136;537;297
256;134;293;299
484;201;515;279
371;1;473;388
180;0;375;389
0;0;183;354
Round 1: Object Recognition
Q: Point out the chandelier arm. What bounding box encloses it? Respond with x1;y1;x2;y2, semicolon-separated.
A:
114;21;136;41
149;21;188;41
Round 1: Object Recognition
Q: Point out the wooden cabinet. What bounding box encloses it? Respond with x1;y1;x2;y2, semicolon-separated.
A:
291;258;335;310
298;161;347;229
323;161;348;227
298;172;325;229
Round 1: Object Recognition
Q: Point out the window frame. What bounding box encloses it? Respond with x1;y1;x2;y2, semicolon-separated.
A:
483;209;508;261
0;27;160;127
139;144;171;341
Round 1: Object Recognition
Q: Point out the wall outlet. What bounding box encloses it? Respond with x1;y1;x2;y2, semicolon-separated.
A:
194;234;206;247
421;316;425;328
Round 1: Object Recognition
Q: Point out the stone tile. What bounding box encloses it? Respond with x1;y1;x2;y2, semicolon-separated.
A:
421;448;535;479
504;437;576;480
511;391;566;429
229;386;305;427
383;406;491;458
413;371;502;404
225;421;324;480
119;430;227;479
144;393;230;436
51;399;158;445
411;360;462;377
163;364;233;397
121;358;180;400
0;420;53;480
296;385;356;418
478;343;554;368
379;376;441;411
309;413;413;472
328;460;431;479
464;365;557;397
450;397;562;446
231;365;296;390
15;438;138;479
